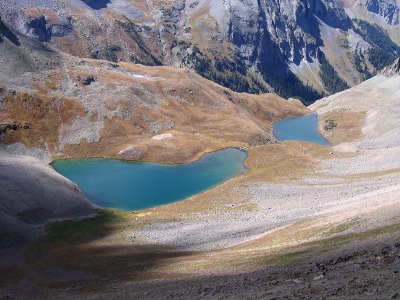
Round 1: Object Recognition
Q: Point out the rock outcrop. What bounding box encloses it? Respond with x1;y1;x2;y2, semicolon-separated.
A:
25;15;51;42
360;0;400;25
380;57;400;76
0;16;3;42
219;0;351;65
0;122;30;134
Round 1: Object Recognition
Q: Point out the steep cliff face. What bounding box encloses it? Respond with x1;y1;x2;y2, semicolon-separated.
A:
177;0;398;100
0;16;3;42
216;0;351;65
0;0;398;103
361;0;400;25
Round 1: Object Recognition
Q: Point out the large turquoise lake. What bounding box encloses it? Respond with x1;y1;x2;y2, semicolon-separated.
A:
52;148;247;211
273;113;331;146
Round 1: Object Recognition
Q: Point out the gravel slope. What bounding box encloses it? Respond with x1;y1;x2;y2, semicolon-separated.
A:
0;144;97;248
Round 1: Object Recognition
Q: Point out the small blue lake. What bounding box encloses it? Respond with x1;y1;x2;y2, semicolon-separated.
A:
51;148;247;211
273;113;331;146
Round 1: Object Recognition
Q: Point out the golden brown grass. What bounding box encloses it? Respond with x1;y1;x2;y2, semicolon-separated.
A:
1;58;309;164
318;111;366;145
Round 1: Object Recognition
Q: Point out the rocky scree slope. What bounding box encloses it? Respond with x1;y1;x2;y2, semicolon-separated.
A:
0;18;97;249
0;145;97;249
381;56;400;75
0;0;399;103
311;57;400;174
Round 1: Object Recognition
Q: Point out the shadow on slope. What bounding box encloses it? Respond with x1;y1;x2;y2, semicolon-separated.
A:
82;0;110;10
26;210;194;287
23;214;400;299
0;18;20;46
0;18;59;79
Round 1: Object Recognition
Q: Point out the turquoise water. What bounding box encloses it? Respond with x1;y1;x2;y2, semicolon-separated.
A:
273;113;331;146
51;148;247;211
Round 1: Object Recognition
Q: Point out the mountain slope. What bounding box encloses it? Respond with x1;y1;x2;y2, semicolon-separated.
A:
0;146;97;248
0;0;398;103
312;57;400;155
0;17;308;163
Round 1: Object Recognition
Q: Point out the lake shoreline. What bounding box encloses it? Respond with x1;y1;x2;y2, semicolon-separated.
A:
273;113;332;146
49;146;249;165
51;148;249;212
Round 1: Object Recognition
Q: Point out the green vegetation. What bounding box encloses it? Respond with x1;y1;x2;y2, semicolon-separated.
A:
180;45;268;93
244;220;400;268
160;6;179;21
81;74;95;86
36;209;124;247
354;52;363;73
353;19;399;53
185;220;400;271
0;265;22;288
318;52;349;94
179;43;276;94
215;56;246;75
324;119;337;130
115;20;162;66
353;52;372;80
321;219;361;237
181;45;213;74
90;45;122;63
26;210;125;277
368;47;397;71
337;35;350;49
352;19;399;70
262;72;323;105
103;45;121;62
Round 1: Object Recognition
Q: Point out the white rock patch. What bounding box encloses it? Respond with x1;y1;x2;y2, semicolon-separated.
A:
130;73;165;81
152;133;173;141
